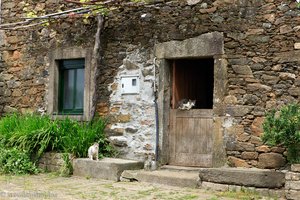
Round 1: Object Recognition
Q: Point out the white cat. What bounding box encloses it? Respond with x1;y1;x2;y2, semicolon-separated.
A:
177;99;196;110
88;143;99;161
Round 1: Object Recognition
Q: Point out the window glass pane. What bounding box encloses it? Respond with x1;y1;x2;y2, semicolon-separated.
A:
63;69;75;109
75;68;85;109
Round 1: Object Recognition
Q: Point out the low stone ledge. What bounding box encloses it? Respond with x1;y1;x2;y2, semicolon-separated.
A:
199;168;285;189
201;181;285;198
73;158;143;181
38;152;70;172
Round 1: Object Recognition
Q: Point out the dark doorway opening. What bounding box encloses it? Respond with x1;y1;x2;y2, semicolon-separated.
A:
171;58;214;109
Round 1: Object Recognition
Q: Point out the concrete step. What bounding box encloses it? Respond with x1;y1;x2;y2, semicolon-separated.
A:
199;168;285;189
73;158;143;181
160;165;201;173
121;169;200;188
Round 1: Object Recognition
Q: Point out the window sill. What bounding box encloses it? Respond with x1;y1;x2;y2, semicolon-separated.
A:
51;114;84;121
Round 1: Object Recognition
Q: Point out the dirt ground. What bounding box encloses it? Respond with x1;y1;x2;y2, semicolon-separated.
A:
0;174;277;200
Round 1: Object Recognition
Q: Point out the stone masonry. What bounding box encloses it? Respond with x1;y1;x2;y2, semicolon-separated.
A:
285;164;300;200
38;152;71;172
0;0;300;166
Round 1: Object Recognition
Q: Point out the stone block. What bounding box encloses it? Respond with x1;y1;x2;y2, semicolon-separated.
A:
236;142;255;151
268;189;285;199
286;172;300;181
295;43;300;50
199;168;285;188
73;158;143;181
109;136;128;147
280;25;293;34
286;190;300;200
155;32;224;59
250;117;265;137
225;106;253;117
258;153;286;169
228;156;250;168
116;114;131;123
247;83;272;92
232;65;253;76
121;170;139;181
271;147;285;154
187;0;201;5
256;145;270;153
241;152;258;160
285;181;300;190
135;170;200;188
291;164;300;172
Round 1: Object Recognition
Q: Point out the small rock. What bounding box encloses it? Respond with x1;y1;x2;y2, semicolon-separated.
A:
256;145;271;153
291;164;300;172
279;25;293;34
3;106;17;113
279;72;296;80
199;7;217;14
224;95;237;105
187;0;201;6
250;117;265;137
232;65;253;76
109;136;128;147
294;43;300;50
228;156;250;168
241;152;258;160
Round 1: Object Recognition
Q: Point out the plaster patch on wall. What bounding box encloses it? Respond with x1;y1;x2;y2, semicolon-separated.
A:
108;45;156;161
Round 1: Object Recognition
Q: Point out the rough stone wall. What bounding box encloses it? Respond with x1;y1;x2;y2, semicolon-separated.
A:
0;0;96;115
105;46;156;160
1;0;300;166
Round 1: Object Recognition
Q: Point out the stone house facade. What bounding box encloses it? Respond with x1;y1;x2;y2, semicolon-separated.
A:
0;0;300;169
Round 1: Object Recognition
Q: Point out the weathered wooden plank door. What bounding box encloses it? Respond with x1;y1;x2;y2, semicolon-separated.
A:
169;109;213;167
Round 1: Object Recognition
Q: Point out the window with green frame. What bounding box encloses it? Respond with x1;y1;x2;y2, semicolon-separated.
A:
58;59;85;114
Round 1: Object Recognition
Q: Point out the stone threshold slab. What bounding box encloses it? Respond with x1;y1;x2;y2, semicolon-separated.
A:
73;158;143;181
121;169;200;188
199;168;285;189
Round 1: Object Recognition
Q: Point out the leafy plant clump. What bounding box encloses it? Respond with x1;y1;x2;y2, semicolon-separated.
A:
0;147;39;175
262;103;300;163
59;153;73;177
0;113;115;174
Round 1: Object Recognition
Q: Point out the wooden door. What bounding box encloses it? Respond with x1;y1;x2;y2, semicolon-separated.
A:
169;109;213;167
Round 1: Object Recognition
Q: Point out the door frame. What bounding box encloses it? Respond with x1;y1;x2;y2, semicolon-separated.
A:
154;32;228;167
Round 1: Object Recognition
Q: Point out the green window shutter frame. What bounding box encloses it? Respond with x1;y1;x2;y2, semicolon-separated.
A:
58;59;85;115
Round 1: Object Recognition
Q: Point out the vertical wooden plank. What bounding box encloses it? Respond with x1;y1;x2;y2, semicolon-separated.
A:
169;109;176;164
172;61;176;109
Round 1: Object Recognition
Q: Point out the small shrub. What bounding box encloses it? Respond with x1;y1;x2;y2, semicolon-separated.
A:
262;103;300;163
0;147;39;175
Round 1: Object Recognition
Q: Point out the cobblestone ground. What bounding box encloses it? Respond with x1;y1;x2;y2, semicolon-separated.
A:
0;174;276;200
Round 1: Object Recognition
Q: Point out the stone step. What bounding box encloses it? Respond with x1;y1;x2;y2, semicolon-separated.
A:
160;165;201;173
199;168;285;189
73;158;143;181
121;169;200;188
